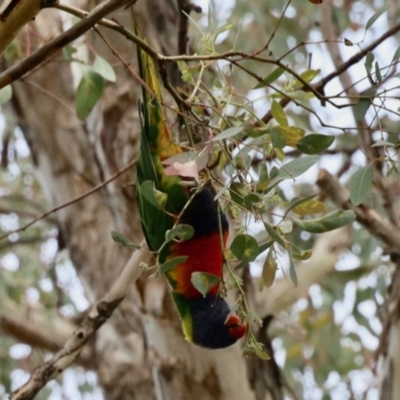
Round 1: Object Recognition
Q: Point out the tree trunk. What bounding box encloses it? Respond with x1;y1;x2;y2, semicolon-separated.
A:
377;257;400;400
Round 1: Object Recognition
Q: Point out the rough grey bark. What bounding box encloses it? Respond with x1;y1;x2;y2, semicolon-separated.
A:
376;257;400;400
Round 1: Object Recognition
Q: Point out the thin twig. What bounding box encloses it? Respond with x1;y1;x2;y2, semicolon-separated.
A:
10;246;149;400
259;19;400;125
0;159;136;241
0;314;94;369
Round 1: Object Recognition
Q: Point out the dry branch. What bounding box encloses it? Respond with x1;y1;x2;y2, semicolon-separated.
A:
0;314;93;368
316;169;400;252
260;19;400;125
0;0;51;56
10;246;149;400
0;0;134;89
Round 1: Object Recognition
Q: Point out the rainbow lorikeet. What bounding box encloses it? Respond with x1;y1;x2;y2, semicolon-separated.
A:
135;46;247;349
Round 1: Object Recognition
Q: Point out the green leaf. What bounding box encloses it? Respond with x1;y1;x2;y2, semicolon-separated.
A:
375;61;382;83
254;348;270;360
257;241;274;254
277;126;305;146
214;79;223;88
264;221;286;248
230;234;260;262
299;69;320;84
291;246;312;261
76;71;104;120
364;52;376;85
92;55;117;82
254;67;285;89
371;140;395;148
348;165;374;206
257;163;269;192
261;248;278;288
63;45;77;61
282;194;317;219
292;199;326;216
166;224;194;242
270;128;286;149
0;85;12;104
178;61;193;83
366;8;387;30
244;193;262;209
288;250;298;286
191;272;221;297
159;256;188;274
139;180;168;210
233;154;251;172
365;52;374;72
297;134;334;154
295;210;356;233
391;46;400;65
276;155;319;180
229;181;247;206
354;95;374;122
354;99;372;121
111;231;142;250
245;127;269;138
213;126;244;141
271;100;288;127
279;220;293;234
290;69;321;90
214;23;233;40
344;38;353;46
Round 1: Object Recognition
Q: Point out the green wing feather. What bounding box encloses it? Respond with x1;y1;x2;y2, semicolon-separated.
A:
136;43;187;255
135;40;199;341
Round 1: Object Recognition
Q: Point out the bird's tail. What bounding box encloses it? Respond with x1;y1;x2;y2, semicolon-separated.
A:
136;43;181;162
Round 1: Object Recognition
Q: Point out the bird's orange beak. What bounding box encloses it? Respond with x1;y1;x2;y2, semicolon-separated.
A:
225;314;247;340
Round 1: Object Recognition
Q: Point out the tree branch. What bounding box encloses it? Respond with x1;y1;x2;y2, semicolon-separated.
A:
0;314;93;369
0;0;54;56
0;0;134;89
10;246;149;400
259;19;400;125
320;0;400;228
316;169;400;252
0;159;136;241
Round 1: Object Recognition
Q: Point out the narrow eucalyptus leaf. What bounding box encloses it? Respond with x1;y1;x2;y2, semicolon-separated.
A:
288;251;298;287
271;100;288;127
159;256;188;274
0;85;12;104
262;249;278;288
213;127;244;141
295;210;356;233
297;134;334;154
140;181;168;210
348;165;374;206
254;67;285;89
111;231;142;250
76;71;104;120
366;8;387;30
